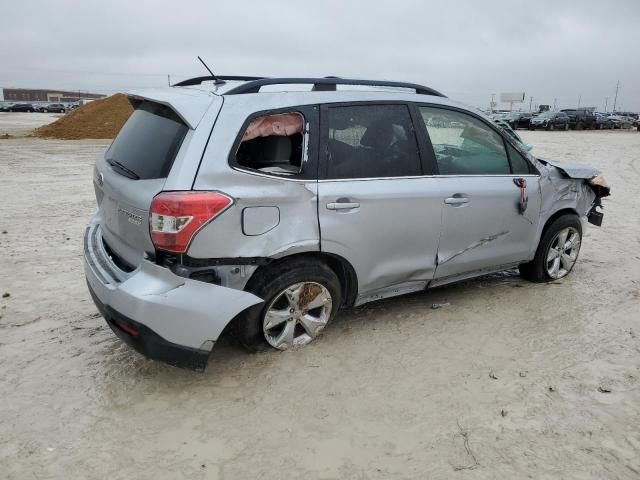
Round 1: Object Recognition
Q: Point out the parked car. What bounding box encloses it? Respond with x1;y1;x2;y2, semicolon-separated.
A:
607;115;634;129
560;108;597;130
594;113;613;130
613;112;638;120
529;111;570;130
9;103;35;112
42;103;66;113
500;112;533;129
0;102;15;112
83;76;609;370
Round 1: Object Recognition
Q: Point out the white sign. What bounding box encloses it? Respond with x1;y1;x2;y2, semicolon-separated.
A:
500;92;525;103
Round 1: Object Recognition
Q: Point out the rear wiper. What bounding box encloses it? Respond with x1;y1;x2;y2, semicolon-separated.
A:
106;158;140;180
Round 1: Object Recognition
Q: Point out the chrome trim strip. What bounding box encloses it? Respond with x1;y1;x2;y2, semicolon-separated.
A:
316;174;540;183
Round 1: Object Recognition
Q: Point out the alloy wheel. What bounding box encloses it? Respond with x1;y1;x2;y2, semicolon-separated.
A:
263;282;333;350
546;227;581;279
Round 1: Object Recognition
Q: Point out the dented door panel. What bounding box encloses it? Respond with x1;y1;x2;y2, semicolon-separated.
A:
434;175;542;280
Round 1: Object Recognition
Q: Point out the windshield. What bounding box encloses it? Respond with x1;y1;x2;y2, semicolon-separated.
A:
538;112;554;118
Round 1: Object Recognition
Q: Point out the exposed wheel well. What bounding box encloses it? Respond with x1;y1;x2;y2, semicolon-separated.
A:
245;252;358;308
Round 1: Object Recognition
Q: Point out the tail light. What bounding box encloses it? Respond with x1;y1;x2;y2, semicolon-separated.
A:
150;191;233;253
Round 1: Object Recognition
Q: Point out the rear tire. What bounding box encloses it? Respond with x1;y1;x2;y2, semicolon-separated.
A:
519;215;582;283
234;259;342;352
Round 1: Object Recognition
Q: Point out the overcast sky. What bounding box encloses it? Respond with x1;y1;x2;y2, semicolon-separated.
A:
1;0;639;111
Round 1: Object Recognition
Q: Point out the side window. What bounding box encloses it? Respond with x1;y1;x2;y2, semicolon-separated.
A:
506;143;531;175
236;112;306;175
419;107;511;175
325;104;421;179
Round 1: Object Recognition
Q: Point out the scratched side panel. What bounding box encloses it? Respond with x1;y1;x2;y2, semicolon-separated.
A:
434;176;542;280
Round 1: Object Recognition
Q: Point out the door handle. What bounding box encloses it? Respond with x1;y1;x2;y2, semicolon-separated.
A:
444;196;469;205
326;201;360;210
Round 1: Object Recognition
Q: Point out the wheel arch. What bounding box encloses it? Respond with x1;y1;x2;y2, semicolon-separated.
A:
540;208;580;242
245;252;358;308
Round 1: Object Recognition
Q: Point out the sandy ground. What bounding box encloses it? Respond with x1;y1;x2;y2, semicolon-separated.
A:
0;116;639;479
0;112;63;136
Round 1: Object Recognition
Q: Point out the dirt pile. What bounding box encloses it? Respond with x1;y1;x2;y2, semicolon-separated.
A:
34;93;133;140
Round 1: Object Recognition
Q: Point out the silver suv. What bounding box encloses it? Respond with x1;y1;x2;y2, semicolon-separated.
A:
84;76;609;370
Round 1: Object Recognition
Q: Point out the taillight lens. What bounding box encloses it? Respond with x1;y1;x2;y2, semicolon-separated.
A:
150;191;233;253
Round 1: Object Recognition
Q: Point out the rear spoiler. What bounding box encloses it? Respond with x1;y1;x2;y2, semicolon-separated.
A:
126;88;217;129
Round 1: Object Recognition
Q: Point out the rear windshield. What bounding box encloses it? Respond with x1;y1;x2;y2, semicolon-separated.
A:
105;101;188;180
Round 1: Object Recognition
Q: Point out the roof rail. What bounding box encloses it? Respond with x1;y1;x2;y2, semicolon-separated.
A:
223;77;446;97
172;75;265;87
172;75;446;97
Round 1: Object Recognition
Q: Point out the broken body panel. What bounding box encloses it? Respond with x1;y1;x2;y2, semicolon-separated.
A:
84;220;262;359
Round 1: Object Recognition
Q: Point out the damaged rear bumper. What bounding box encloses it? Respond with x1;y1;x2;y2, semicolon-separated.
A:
83;221;263;370
87;281;211;370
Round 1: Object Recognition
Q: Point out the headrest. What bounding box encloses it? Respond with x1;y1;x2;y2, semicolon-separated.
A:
262;136;292;163
360;118;394;149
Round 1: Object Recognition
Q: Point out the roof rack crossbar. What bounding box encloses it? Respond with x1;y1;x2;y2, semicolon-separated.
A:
222;77;446;97
172;75;265;87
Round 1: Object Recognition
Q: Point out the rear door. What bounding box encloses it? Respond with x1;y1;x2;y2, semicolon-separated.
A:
416;106;542;283
317;103;443;304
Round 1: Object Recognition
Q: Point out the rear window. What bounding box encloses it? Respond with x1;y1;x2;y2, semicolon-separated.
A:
105;101;188;180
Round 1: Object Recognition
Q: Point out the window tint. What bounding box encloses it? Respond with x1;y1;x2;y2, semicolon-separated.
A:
106;101;188;180
325;104;421;179
236;112;306;175
507;143;531;175
419;107;510;175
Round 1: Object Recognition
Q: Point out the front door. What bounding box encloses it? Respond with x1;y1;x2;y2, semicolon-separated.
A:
415;105;541;282
317;103;443;304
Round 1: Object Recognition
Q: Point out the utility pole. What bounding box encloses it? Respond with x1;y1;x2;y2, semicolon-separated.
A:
490;93;495;112
553;98;557;110
604;97;608;112
612;80;620;113
529;96;533;112
578;95;581;108
167;74;171;86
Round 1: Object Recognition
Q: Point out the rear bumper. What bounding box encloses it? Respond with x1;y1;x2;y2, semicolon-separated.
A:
83;220;263;370
87;281;210;370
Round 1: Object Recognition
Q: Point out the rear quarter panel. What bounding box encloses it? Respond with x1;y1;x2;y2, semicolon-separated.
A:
189;97;320;259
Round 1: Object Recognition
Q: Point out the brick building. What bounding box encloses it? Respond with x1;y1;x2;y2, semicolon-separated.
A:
1;88;105;102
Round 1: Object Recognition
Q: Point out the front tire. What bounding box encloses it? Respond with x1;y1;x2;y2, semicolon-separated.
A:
519;215;582;282
234;259;342;351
